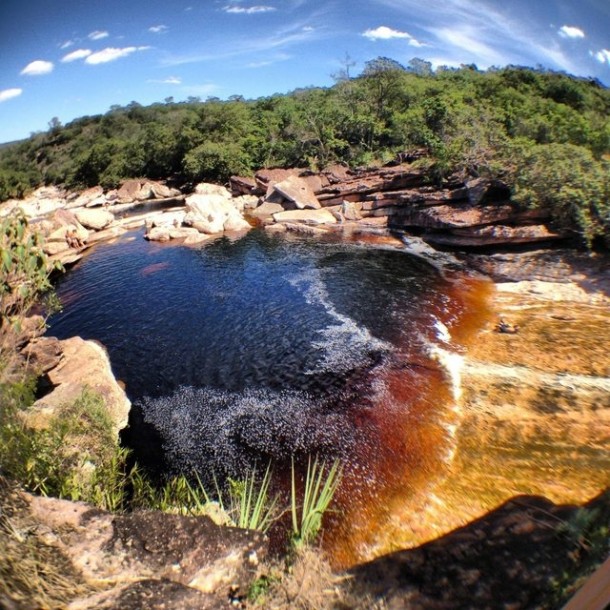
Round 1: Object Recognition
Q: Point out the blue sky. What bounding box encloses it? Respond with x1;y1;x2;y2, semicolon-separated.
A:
1;0;609;143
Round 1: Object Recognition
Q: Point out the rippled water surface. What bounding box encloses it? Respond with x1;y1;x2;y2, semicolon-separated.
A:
47;228;491;564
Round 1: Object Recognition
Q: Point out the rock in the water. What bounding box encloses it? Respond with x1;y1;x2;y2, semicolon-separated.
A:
273;208;337;225
184;192;251;235
75;208;115;231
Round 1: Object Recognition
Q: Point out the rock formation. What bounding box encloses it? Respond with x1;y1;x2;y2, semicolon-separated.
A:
231;160;565;247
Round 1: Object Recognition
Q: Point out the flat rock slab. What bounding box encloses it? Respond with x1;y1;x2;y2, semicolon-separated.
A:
270;175;321;209
273;208;337;225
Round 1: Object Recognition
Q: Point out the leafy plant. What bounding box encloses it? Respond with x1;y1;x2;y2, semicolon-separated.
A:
0;212;62;330
290;456;342;549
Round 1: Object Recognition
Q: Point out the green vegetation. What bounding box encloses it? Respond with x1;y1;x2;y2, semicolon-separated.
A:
1;60;608;243
291;456;343;550
0;213;62;333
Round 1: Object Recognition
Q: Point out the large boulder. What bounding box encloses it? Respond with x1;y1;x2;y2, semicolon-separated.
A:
117;180;144;203
67;186;106;209
75;208;115;231
8;490;268;610
184;188;251;235
26;336;131;436
267;175;321;210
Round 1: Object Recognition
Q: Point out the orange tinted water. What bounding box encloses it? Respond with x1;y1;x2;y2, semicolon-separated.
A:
322;275;494;568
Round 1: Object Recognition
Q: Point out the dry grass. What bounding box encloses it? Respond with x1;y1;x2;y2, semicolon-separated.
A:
0;479;95;609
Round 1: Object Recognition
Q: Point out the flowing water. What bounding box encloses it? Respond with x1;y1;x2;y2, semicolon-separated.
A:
46;228;492;565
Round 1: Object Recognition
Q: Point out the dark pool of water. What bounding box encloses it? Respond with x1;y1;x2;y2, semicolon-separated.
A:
46;228;489;563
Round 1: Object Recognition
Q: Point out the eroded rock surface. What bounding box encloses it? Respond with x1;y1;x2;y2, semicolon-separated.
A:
1;485;267;610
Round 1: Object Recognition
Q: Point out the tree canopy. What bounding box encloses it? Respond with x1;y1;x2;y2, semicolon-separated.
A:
1;59;608;244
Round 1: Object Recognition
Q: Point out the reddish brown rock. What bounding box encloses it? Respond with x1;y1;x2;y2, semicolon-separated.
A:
425;224;565;247
268;175;321;210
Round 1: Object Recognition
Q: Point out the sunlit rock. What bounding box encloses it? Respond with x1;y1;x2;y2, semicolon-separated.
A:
75;208;115;231
273;208;337;225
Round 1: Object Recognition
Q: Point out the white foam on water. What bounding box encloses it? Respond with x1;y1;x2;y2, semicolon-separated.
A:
140;385;362;480
288;269;391;374
423;321;465;465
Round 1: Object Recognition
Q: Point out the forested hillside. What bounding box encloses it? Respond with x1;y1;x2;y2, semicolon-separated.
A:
2;59;609;243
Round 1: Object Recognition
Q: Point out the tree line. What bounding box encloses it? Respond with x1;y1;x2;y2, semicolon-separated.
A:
1;58;609;244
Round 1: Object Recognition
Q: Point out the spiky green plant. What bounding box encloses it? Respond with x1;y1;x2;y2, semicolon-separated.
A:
290;456;342;549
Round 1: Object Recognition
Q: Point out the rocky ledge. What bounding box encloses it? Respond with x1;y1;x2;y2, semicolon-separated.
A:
230;158;566;247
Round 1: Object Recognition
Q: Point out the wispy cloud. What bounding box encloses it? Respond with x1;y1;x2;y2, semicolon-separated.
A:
149;25;169;33
20;60;54;76
223;5;276;14
593;49;610;65
246;52;291;67
61;49;92;63
0;88;22;103
558;25;585;39
85;46;150;65
88;30;110;41
60;40;74;50
182;83;220;97
148;76;182;84
373;0;578;73
162;18;322;66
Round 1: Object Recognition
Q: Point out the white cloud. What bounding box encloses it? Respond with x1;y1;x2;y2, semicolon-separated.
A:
224;5;276;14
20;60;54;76
149;25;168;33
61;49;92;63
60;40;74;49
158;76;182;84
0;88;22;103
593;49;610;64
558;25;585;39
85;46;150;65
88;30;109;41
363;26;410;40
362;25;424;47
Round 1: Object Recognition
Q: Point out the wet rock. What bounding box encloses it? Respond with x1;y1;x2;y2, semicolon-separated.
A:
348;494;606;610
425;224;565;247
